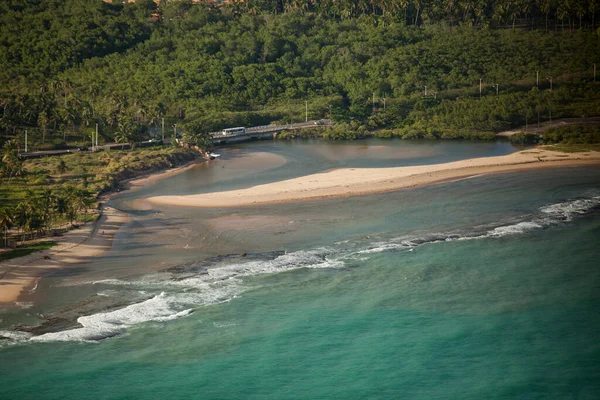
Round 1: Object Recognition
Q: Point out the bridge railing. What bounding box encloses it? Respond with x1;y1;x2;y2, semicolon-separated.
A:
210;119;332;139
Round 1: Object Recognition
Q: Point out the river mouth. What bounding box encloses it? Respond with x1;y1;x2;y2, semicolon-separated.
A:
0;140;587;335
1;139;599;400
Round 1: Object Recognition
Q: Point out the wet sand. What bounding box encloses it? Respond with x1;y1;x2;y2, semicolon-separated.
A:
0;157;214;304
147;149;600;208
3;147;598;303
0;206;128;304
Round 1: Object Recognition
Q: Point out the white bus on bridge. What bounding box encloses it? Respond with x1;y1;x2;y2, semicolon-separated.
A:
222;127;246;136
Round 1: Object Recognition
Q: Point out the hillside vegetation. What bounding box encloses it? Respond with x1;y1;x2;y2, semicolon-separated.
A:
1;0;599;149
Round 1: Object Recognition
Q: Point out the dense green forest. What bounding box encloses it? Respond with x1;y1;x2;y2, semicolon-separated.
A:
1;0;600;150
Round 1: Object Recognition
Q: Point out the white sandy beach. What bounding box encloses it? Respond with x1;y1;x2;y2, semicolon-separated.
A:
0;158;211;305
2;148;599;304
0;206;128;304
147;148;600;208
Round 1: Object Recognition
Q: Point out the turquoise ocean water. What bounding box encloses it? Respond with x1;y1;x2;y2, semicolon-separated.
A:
1;140;599;399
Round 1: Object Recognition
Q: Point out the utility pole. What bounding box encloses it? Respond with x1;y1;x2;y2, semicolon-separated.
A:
161;118;165;141
424;85;427;96
382;97;386;109
536;71;539;88
479;78;482;99
25;130;27;153
95;123;99;148
173;124;177;140
305;100;308;122
494;83;499;96
547;77;553;91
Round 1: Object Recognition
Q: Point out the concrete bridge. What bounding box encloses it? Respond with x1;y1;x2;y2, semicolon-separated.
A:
18;119;333;159
211;119;332;144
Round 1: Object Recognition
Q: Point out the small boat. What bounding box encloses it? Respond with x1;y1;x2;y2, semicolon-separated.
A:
209;152;221;159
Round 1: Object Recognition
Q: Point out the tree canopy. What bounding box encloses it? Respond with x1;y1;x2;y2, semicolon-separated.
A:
1;0;599;147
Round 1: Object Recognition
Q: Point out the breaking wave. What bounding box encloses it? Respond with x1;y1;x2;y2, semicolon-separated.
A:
31;293;192;342
3;192;599;344
359;193;600;254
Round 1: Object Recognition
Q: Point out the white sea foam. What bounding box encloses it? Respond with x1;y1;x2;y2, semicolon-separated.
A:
93;278;140;286
351;193;600;255
24;249;349;343
540;196;600;221
12;193;599;344
357;242;412;254
486;221;543;237
0;330;32;342
31;293;192;342
96;290;120;297
162;248;342;287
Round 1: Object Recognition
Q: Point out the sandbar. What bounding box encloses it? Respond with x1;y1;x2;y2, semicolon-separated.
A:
147;149;600;208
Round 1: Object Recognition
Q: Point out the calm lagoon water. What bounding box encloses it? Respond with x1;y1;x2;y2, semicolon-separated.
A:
1;139;599;399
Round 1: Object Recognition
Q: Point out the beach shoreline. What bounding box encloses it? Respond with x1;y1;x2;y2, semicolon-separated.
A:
119;158;204;191
2;148;599;304
0;206;128;305
147;149;600;208
0;159;207;305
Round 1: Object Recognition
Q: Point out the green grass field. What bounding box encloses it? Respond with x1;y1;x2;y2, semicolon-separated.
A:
0;241;57;262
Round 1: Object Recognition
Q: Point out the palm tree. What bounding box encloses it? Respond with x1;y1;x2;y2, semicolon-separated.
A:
556;2;569;31
79;99;95;128
0;208;13;247
398;0;410;24
413;0;424;24
537;0;553;31
1;140;24;182
590;0;598;29
115;119;133;150
13;202;28;244
37;111;49;144
38;189;56;234
71;189;90;224
55;195;69;229
62;186;78;226
60;78;72;108
574;1;586;27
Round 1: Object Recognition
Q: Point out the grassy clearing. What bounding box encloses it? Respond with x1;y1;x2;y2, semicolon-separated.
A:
1;146;200;208
0;145;200;251
0;241;57;262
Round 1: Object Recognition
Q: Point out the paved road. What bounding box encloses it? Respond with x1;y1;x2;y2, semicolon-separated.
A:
19;121;332;158
19;144;129;158
18;148;85;158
